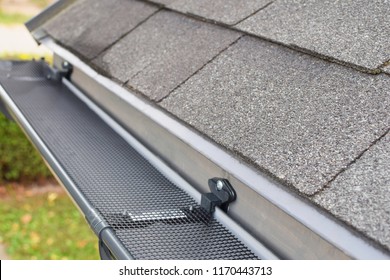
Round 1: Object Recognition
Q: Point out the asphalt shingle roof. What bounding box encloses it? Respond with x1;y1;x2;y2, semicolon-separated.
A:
155;0;273;25
314;131;390;250
93;10;240;101
383;64;390;75
150;0;175;6
160;36;390;196
36;0;390;254
236;0;390;72
43;0;158;59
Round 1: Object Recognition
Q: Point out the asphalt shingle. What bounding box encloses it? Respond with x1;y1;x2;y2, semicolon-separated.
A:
314;132;390;250
383;65;390;75
93;10;240;101
236;0;390;72
150;0;176;5
43;0;158;59
162;0;272;25
160;36;390;195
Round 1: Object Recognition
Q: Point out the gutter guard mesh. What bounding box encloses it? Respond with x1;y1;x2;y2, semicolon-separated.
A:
0;61;257;259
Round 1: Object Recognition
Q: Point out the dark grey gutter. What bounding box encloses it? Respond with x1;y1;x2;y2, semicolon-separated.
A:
0;83;133;260
42;38;390;259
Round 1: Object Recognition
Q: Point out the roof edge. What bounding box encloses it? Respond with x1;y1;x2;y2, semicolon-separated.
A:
25;0;76;42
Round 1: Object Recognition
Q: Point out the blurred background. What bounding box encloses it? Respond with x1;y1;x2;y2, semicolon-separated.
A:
0;0;99;259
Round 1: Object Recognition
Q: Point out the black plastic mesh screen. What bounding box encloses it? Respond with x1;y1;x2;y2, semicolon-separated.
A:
0;61;257;259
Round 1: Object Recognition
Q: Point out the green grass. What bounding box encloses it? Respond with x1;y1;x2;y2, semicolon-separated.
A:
0;10;30;25
0;187;99;259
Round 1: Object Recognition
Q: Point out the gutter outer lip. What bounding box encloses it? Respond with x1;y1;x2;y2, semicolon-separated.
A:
0;83;133;260
42;37;389;260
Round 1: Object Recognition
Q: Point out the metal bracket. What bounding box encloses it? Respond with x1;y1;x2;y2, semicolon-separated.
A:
201;178;236;213
43;60;73;81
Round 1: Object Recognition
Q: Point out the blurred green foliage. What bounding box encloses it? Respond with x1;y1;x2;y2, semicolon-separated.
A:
0;113;52;183
0;187;99;259
0;0;53;25
31;0;53;9
0;10;30;25
0;52;53;183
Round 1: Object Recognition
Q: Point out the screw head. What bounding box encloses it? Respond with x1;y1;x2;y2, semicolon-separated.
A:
216;180;224;191
62;61;69;68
